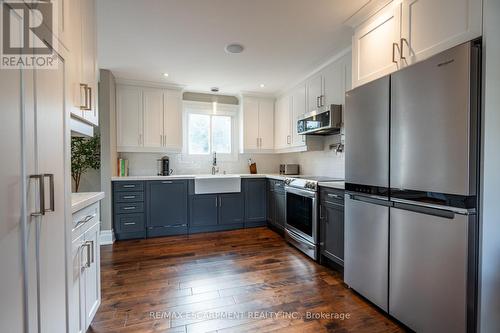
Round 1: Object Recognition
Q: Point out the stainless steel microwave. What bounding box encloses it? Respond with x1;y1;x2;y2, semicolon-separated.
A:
297;104;342;135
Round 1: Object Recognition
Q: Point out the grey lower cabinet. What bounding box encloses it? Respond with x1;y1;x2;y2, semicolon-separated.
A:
189;193;244;233
113;181;146;240
146;180;188;237
244;178;267;227
319;187;345;266
267;179;286;231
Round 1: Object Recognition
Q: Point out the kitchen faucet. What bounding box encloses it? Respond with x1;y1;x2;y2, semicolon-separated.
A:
211;152;219;175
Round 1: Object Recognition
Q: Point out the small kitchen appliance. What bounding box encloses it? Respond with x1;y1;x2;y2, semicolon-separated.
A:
157;156;173;176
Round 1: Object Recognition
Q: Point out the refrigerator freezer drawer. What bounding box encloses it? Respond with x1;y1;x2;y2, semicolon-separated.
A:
389;206;469;333
344;196;389;311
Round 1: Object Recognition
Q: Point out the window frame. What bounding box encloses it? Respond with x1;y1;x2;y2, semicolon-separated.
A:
182;101;239;162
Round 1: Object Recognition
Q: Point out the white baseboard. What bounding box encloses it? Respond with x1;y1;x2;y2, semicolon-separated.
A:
100;229;115;245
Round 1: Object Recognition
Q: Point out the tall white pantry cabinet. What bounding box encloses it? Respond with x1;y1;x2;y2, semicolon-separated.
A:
0;2;68;333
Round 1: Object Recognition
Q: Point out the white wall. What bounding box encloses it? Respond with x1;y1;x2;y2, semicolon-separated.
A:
479;0;500;331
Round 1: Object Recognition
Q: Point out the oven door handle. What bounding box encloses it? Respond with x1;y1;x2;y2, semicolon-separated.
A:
285;186;317;199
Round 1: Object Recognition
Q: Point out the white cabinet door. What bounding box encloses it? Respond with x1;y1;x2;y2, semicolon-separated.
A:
306;73;324;113
401;0;482;66
84;221;100;329
80;0;98;126
163;89;183;151
323;54;349;107
291;84;306;147
242;97;260;150
117;85;143;149
142;88;164;148
258;99;275;150
274;95;290;150
71;234;85;333
352;2;402;88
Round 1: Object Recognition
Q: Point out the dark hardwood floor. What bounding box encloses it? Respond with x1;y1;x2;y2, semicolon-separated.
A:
90;227;404;333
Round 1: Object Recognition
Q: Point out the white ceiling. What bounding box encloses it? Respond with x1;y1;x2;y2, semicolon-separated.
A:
97;0;366;95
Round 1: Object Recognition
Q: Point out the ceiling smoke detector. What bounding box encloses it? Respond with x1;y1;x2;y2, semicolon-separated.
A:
211;87;219;93
225;43;244;54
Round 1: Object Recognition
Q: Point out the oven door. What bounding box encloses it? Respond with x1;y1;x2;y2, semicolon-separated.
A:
285;186;318;244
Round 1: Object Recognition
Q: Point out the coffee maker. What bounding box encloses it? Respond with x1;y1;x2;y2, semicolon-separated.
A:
157;156;173;176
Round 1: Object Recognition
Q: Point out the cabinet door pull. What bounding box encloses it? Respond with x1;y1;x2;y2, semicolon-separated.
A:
43;174;55;212
124;222;136;226
122;195;136;199
392;42;399;64
79;83;89;110
30;174;45;216
400;38;407;61
123;184;135;188
162;181;173;184
86;86;92;111
316;96;320;108
83;242;91;268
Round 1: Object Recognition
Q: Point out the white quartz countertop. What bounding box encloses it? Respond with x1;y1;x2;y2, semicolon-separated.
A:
71;192;105;214
111;174;294;181
318;181;345;190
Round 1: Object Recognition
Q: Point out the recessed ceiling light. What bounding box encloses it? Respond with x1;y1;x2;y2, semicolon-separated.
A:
260;84;265;88
162;73;169;77
225;43;244;54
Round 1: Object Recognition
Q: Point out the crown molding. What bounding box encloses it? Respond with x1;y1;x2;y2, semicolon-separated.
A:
275;46;352;98
344;0;393;28
114;77;185;90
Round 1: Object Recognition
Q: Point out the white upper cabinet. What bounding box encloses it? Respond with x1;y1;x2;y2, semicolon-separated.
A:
291;83;307;147
116;84;183;153
117;85;143;149
258;99;275;150
350;0;482;87
68;0;99;127
400;0;482;66
240;96;275;153
306;73;325;113
164;90;183;151
274;95;291;150
352;2;402;88
143;88;164;148
242;97;260;151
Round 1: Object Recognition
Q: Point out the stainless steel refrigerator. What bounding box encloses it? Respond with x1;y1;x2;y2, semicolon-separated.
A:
344;40;480;333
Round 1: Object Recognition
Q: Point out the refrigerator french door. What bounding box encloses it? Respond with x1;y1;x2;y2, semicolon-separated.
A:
389;41;480;332
0;19;68;333
344;75;391;311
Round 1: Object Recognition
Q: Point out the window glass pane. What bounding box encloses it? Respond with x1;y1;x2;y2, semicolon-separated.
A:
188;113;210;154
212;115;231;154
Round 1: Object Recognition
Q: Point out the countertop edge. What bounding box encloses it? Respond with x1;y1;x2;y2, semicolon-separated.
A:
111;174;293;181
71;192;105;214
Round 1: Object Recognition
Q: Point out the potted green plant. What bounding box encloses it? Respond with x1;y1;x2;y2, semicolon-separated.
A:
71;135;100;192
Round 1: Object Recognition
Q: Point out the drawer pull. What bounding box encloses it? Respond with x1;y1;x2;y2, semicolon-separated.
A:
123;206;136;210
74;213;96;229
124;222;136;226
122;195;136;199
327;193;342;199
123;185;136;188
161;181;173;184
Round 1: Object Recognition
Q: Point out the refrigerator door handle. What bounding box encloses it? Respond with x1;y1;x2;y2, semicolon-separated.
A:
393;202;455;219
391;198;475;216
347;193;392;207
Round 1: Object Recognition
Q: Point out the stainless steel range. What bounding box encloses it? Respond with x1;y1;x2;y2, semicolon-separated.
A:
284;176;342;260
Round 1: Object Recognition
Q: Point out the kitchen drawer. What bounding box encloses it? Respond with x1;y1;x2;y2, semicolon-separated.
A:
115;214;145;233
114;191;144;203
115;202;144;214
273;180;285;193
113;181;144;192
72;202;100;239
320;188;345;205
